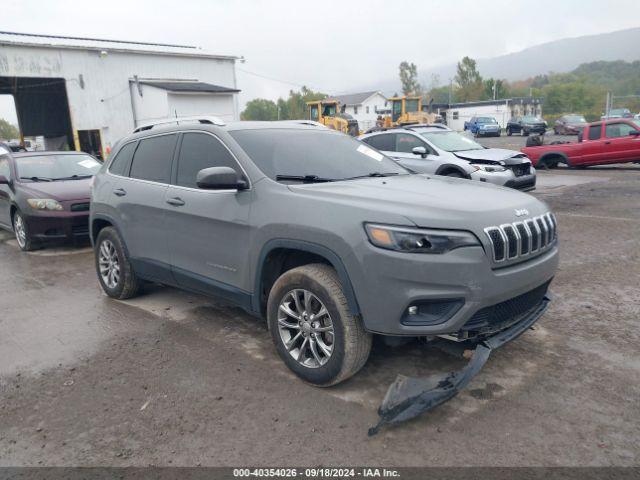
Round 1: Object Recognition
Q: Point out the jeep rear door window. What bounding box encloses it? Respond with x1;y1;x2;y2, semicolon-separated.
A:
176;133;240;188
363;133;395;151
109;141;137;176
129;134;177;184
588;124;601;140
229;129;407;182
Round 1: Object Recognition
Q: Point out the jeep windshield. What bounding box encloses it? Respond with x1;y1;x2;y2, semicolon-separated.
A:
420;131;483;152
229;128;409;183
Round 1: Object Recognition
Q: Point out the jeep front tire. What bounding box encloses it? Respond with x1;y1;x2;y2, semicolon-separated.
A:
267;264;372;386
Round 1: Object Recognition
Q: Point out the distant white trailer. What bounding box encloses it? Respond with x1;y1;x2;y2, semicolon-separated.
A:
441;98;544;131
0;31;241;158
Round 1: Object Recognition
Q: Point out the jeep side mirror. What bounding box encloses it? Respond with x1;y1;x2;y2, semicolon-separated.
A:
412;146;427;157
0;175;9;185
196;167;248;190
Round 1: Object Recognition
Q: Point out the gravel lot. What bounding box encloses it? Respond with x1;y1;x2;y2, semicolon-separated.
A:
1;134;639;467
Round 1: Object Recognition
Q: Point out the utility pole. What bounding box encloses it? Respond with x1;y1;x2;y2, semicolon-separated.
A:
492;82;497;101
448;78;453;105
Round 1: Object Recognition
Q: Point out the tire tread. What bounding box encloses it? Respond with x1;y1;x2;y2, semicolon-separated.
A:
95;226;141;300
268;263;372;386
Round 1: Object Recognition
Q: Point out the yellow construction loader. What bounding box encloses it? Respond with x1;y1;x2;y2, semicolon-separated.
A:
306;100;360;136
383;96;438;127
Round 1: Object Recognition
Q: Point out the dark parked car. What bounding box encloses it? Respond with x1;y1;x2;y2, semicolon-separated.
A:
0;148;101;251
506;116;547;136
601;108;633;120
553;114;588;135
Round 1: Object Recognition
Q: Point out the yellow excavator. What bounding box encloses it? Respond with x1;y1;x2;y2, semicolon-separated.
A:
383;96;438;127
306;100;360;136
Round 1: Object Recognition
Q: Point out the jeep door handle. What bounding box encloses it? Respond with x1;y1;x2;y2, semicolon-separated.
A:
604;141;611;145
166;197;185;206
113;188;126;197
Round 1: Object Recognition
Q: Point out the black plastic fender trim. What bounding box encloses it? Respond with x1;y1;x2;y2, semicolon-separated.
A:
368;296;551;435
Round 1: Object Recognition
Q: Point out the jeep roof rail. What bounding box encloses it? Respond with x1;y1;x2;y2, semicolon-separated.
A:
279;120;326;128
133;115;226;133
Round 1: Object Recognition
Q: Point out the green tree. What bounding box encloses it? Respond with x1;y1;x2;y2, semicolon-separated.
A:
455;56;484;102
241;98;278;121
0;118;19;140
284;86;326;120
240;87;326;122
427;85;451;104
399;61;421;96
483;78;508;100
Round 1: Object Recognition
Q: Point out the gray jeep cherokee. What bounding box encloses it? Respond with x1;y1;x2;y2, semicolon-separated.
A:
90;117;558;387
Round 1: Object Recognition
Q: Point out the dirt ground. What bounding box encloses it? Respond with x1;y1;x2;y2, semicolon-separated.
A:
1;135;639;466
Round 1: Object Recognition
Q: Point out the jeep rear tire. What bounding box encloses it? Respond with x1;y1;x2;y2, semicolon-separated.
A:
267;264;372;387
95;226;142;300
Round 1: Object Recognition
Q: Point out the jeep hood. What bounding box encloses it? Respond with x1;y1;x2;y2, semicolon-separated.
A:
288;174;547;231
454;148;529;165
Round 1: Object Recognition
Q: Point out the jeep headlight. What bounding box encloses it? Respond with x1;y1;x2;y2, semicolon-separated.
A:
27;198;64;211
472;164;507;172
365;224;479;254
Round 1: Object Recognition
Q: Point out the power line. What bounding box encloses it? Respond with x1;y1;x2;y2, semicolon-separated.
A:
236;68;360;98
237;67;315;89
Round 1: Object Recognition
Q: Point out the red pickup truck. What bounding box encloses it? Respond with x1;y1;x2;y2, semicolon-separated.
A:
521;119;640;168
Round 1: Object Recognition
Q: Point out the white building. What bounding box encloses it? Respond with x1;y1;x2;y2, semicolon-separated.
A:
325;91;388;132
0;31;241;158
434;97;544;131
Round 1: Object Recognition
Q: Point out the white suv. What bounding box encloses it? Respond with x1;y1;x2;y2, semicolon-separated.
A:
359;125;536;191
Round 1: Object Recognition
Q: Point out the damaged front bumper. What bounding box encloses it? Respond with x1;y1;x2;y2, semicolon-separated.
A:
369;294;551;436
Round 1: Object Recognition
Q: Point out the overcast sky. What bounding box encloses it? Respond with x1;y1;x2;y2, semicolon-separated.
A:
1;0;639;125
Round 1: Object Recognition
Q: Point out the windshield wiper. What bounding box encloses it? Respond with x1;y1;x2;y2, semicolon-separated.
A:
275;174;335;183
20;176;52;182
343;172;403;180
53;174;94;181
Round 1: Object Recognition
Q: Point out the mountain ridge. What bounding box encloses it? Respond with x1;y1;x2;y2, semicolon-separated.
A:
353;27;640;95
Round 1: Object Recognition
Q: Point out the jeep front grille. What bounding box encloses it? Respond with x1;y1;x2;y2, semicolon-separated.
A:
484;213;557;264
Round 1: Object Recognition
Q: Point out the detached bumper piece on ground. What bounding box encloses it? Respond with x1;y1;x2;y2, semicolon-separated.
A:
369;295;551;436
